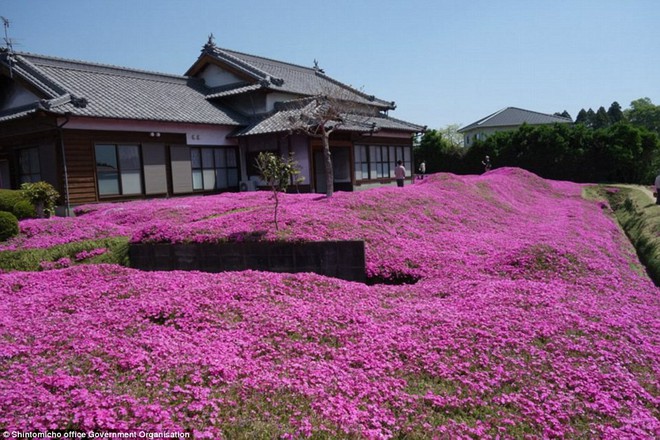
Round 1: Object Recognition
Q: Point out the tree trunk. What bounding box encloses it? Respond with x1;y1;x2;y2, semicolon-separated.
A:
322;133;334;197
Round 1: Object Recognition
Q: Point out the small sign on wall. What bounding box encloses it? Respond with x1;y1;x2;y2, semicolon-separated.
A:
187;133;204;145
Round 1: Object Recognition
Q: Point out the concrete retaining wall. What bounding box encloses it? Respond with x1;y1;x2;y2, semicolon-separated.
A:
129;240;366;282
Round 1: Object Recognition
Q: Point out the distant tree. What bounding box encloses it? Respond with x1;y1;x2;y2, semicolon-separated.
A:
575;109;589;126
607;101;625;124
586;108;596;128
625;97;660;133
441;123;464;148
554;110;572;120
593;106;610;129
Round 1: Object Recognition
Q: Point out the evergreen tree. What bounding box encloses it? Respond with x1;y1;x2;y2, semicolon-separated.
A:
593;106;610;129
586;108;596;128
575;109;589;125
607;101;624;124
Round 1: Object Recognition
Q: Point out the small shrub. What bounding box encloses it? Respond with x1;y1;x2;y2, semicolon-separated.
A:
13;200;36;219
20;181;60;218
0;189;29;215
0;211;19;242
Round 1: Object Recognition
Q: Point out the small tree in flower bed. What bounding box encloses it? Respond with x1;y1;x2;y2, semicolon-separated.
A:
20;181;60;218
255;152;302;231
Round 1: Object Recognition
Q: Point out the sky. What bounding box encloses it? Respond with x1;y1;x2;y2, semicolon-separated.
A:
1;0;659;129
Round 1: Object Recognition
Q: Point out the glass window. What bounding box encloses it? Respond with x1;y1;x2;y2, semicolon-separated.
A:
95;144;143;196
17;147;42;183
354;145;369;181
192;147;239;191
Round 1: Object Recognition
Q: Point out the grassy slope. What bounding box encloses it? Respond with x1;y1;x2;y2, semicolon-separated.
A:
594;185;660;285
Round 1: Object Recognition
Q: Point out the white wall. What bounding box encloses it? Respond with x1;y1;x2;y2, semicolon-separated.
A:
199;64;243;88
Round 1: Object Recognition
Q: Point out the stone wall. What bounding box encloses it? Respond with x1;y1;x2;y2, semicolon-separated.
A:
129;240;366;282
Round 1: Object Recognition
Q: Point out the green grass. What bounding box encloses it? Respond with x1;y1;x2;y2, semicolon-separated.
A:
0;236;129;272
593;185;660;286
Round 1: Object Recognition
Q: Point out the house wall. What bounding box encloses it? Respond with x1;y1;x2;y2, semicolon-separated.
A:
265;91;300;112
222;93;268;116
198;64;244;88
0;126;60;191
462;125;518;147
62;130;188;204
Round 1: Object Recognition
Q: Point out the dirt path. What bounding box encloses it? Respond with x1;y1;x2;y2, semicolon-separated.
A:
614;184;656;203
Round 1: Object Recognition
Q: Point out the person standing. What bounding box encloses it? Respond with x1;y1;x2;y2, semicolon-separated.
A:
481;155;492;173
655;171;660;205
394;160;406;187
418;160;426;179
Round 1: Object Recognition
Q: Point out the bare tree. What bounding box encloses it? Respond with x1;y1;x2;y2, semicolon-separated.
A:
285;94;376;197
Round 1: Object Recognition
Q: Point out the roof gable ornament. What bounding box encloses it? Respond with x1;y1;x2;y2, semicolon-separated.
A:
203;33;217;53
313;59;325;74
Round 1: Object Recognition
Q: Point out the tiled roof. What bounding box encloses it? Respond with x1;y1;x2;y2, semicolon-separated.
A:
3;52;246;125
458;107;572;132
202;46;396;110
235;99;423;137
0;103;39;122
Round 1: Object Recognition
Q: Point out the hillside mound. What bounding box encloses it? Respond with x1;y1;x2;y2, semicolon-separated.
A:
0;169;658;438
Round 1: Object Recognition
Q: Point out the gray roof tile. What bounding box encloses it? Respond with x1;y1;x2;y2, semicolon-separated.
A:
9;53;246;125
459;107;572;132
205;47;396;110
235;99;423;137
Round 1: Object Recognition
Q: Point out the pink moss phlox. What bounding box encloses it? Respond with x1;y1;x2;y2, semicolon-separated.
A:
0;168;658;437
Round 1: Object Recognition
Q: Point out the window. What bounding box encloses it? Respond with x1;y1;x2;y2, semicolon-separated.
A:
354;145;369;180
95;144;143;196
354;144;412;181
191;147;239;191
17;147;41;183
369;145;390;179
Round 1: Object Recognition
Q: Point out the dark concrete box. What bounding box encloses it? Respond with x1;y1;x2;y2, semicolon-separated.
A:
129;240;366;282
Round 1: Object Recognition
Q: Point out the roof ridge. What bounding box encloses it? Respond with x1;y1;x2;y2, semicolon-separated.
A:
313;70;394;109
218;47;318;73
506;106;572;121
12;55;70;98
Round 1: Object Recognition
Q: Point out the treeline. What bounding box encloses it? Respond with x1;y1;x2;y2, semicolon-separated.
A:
416;98;660;184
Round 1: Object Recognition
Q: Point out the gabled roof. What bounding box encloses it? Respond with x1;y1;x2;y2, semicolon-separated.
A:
458;107;572;133
189;42;396;110
0;51;246;125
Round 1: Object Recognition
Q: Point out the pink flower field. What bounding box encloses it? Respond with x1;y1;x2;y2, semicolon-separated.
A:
0;168;658;438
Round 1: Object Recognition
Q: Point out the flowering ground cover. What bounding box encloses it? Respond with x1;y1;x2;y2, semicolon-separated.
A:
0;168;658;438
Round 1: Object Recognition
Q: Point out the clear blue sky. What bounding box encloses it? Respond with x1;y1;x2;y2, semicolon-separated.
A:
2;0;659;129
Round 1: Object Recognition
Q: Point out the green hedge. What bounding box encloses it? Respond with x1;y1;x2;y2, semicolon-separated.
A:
0;236;130;272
